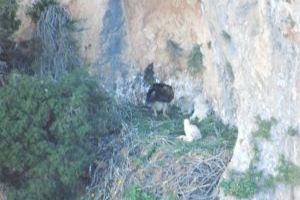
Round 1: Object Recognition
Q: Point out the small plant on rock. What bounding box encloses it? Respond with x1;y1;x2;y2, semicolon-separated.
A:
220;169;275;199
277;156;300;185
123;185;156;200
220;170;261;199
287;126;297;136
252;116;276;139
187;44;204;74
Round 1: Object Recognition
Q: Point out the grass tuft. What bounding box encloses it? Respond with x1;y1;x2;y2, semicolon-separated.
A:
287;126;297;136
0;0;20;39
220;171;261;199
187;44;204;74
123;185;156;200
252;116;276;139
277;156;300;185
221;170;275;199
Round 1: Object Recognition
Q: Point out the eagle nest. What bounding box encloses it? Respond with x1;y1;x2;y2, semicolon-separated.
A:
86;105;237;200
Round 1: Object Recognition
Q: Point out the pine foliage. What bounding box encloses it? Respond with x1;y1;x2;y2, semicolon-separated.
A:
0;70;120;200
0;0;20;39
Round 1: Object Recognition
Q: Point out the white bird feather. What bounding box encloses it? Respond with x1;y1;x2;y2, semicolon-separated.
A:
177;119;202;142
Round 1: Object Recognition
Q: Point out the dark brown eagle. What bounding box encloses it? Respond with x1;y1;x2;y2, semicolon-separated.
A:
146;83;174;117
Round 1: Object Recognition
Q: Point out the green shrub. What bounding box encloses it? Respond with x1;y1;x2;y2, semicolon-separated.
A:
253;116;276;139
187;44;204;74
250;141;261;167
27;0;58;23
0;0;20;39
277;157;300;185
197;113;238;141
222;156;300;199
220;170;274;199
0;69;120;200
220;171;260;199
123;185;156;200
287;126;297;136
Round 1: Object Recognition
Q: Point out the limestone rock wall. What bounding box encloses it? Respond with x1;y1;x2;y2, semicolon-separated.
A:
121;0;225;121
201;1;300;199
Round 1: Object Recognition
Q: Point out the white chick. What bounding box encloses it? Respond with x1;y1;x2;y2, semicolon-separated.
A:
177;119;202;142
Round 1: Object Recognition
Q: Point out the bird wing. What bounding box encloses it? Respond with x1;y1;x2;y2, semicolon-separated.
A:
146;83;174;103
192;126;201;137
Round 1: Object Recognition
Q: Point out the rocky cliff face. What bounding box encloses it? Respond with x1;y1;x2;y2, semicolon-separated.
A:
16;0;300;199
199;1;300;199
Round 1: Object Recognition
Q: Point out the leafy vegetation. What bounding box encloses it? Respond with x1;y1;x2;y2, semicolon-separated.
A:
220;170;261;199
221;156;300;199
220;170;275;199
250;116;276;166
27;0;58;23
252;116;276;139
197;113;238;140
277;156;300;185
0;1;34;78
0;70;120;200
125;106;183;135
287;126;297;136
0;0;20;39
250;140;261;168
187;44;204;74
123;185;156;200
127;108;238;156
